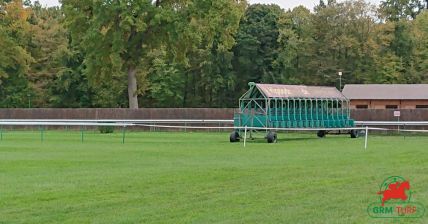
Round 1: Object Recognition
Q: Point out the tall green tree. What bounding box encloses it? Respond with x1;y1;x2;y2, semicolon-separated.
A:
233;4;283;88
27;4;69;106
141;0;245;108
309;0;379;86
276;6;314;84
62;0;246;109
183;0;245;107
379;0;425;21
0;0;34;107
412;11;428;82
142;48;183;107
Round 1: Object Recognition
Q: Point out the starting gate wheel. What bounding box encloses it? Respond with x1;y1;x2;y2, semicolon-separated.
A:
230;131;240;142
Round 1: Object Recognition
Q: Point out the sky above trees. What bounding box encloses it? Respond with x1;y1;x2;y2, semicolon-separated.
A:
35;0;383;9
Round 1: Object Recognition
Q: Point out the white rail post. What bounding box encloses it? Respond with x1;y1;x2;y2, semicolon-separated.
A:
403;123;406;140
244;126;247;148
397;116;400;134
364;126;369;149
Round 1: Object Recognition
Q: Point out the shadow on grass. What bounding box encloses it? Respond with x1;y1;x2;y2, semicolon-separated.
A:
280;137;319;142
241;136;319;144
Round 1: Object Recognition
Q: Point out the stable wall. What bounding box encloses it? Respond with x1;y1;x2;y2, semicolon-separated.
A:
350;100;428;109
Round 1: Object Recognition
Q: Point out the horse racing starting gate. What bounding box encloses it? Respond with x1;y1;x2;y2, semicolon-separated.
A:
230;82;359;143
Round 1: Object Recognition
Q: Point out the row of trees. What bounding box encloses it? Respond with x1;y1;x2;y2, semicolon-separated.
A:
0;0;427;108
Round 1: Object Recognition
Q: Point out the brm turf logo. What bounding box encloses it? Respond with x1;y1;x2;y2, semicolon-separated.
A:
367;176;425;218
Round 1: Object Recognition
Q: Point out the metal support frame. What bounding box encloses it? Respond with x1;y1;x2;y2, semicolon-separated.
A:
81;126;84;143
39;126;44;142
122;126;126;144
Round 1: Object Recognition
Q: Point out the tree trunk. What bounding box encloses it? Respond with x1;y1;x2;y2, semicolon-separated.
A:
127;66;139;109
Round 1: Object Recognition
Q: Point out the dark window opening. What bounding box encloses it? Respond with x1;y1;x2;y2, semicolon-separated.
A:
385;105;398;109
416;105;428;109
356;105;368;109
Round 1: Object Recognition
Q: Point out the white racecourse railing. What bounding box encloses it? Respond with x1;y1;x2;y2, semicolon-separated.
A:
0;119;234;124
0;121;134;127
355;121;428;126
2;119;428;127
0;119;427;148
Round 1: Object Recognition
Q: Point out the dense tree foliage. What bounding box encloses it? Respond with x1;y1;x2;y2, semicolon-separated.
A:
0;0;33;107
0;0;427;108
62;0;245;108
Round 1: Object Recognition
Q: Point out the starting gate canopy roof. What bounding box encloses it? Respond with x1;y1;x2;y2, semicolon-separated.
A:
254;83;346;99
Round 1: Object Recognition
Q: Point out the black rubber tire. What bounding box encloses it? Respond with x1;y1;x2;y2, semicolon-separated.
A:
350;130;359;138
230;131;240;142
267;132;277;143
317;130;326;138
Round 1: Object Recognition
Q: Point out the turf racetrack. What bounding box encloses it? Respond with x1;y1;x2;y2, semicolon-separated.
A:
0;131;427;223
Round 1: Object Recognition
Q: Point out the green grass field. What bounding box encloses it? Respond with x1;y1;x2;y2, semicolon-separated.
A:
0;131;427;223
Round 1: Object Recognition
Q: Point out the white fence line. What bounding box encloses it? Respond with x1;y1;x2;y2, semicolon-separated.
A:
355;121;428;126
0;119;428;130
0;119;426;148
0;119;234;124
1;119;428;126
0;119;428;125
134;123;386;131
0;121;134;127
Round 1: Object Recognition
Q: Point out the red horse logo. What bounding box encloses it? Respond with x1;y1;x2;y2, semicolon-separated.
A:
377;181;410;206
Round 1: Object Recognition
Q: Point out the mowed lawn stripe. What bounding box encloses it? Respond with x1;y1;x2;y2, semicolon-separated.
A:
0;131;427;223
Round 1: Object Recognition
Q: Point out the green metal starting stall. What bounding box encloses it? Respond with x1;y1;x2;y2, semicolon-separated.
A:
230;82;358;143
